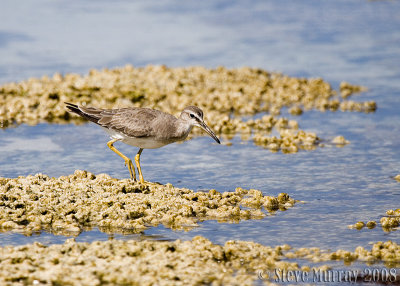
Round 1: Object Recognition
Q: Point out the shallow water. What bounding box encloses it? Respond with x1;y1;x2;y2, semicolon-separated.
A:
1;0;399;271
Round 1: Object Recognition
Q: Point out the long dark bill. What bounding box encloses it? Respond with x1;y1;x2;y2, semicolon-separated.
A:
199;121;221;144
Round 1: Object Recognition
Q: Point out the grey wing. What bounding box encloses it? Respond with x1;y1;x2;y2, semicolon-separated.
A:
100;108;159;138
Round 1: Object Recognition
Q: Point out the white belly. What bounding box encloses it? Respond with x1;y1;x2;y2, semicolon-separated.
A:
103;128;171;149
122;136;169;149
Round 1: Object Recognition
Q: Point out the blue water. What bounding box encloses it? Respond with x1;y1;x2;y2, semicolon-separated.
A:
0;0;399;271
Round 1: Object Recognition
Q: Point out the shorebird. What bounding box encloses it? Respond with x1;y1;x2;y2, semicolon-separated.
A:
65;103;220;183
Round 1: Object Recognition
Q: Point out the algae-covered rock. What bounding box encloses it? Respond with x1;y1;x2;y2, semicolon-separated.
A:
349;209;399;232
332;135;350;145
366;221;377;229
0;65;374;153
340;81;367;98
285;240;400;268
0;236;302;286
0;236;397;285
0;171;297;235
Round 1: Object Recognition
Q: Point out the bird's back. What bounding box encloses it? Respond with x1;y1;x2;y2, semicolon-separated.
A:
65;103;189;148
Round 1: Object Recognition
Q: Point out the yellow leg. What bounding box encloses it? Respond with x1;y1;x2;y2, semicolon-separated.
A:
107;139;136;181
134;148;145;184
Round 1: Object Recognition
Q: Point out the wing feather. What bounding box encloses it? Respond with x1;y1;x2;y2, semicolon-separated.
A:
104;108;160;138
66;102;174;139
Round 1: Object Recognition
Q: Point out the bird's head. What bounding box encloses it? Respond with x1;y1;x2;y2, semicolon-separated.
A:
180;106;220;144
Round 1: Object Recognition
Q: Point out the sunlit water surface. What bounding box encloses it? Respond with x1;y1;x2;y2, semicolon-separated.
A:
1;0;399;274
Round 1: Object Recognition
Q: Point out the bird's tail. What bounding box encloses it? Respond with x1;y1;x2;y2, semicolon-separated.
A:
65;102;103;124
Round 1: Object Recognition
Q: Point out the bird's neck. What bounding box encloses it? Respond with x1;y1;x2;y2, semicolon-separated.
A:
175;119;193;140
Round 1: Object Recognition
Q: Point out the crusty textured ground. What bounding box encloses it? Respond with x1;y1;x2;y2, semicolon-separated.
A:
0;236;398;286
0;170;296;236
0;236;295;286
0;65;375;152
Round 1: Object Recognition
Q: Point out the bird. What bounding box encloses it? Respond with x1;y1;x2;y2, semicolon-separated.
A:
65;102;220;183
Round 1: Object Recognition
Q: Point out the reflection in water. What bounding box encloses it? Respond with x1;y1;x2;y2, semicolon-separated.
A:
0;137;61;152
0;0;400;261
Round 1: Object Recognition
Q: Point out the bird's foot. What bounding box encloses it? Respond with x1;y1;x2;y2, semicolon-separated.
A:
124;159;137;181
138;176;145;185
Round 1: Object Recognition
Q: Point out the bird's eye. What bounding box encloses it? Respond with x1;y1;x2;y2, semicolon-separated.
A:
190;113;195;118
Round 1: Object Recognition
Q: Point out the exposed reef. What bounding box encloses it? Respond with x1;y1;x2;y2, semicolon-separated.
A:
0;237;397;285
0;65;375;152
0;170;297;236
348;209;400;232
